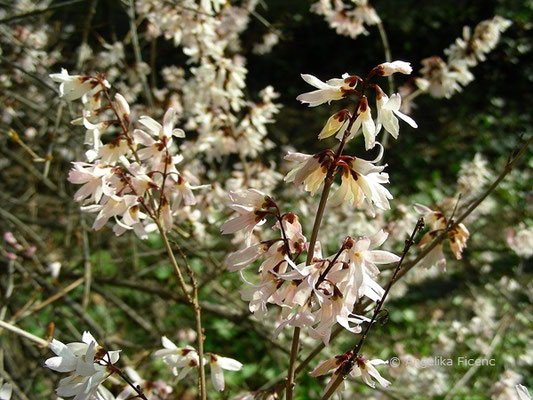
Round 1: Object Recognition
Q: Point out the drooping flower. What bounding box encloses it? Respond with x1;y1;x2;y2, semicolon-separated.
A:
375;88;418;139
351;357;391;388
329;146;392;215
220;189;274;238
342;96;376;149
284;151;334;195
153;337;199;380
208;354;243;391
116;367;172;400
318;109;351;140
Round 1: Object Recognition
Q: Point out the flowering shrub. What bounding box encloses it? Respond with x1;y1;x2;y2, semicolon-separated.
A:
0;1;531;399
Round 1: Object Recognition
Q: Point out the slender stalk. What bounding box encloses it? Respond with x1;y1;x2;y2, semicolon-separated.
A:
107;362;149;400
175;245;207;400
127;0;154;108
0;320;49;347
157;227;206;399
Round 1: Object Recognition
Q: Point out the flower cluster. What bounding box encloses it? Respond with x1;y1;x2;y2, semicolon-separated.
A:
312;0;381;39
223;189;402;345
154;336;242;392
50;70;202;237
221;62;418;396
44;331;120;399
413;16;511;99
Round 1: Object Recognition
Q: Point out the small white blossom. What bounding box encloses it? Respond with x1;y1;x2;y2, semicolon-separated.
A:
209;354;243;391
377;61;412;76
49;69;100;101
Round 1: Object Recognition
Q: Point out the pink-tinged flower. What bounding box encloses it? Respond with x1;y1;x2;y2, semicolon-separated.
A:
133;108;185;161
208;354;243;391
220;189;273;237
296;73;358;107
226;242;271;272
284;151;333;195
318;109;350;140
342;97;376;149
49;69;100;101
352;357;391;388
3;232;22;250
330;147;392;215
153;337;199;380
68;162;115;203
276;212;307;253
377;60;412;76
375;89;418;139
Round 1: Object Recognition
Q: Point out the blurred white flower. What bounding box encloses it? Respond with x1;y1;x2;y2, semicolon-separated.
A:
377;61;412;76
208;354;243;391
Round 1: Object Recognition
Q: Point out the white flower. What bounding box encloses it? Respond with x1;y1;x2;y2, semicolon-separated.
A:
0;383;12;400
153;337;199;380
208;354;243;391
68;162;114;203
284;151;333;195
351;357;391;388
49;69;100;101
296;73;357;107
375;91;418;139
341;97;375;150
341;231;399;302
220;189;272;238
330;146;392;215
45;332;120;400
136;108;185;141
114;93;130;123
226;242;270;272
377;61;412;76
415;203;470;268
517;384;531;400
310;355;347;377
